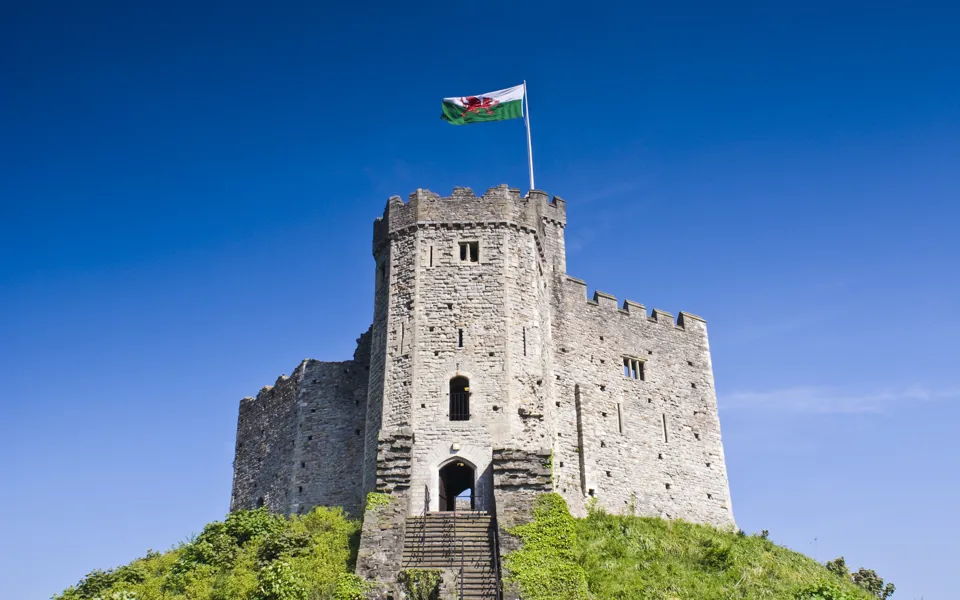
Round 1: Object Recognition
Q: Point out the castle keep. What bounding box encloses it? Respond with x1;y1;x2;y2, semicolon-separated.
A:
231;185;734;597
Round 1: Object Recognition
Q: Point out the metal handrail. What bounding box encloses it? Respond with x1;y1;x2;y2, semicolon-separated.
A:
460;538;465;600
491;514;503;600
452;501;463;600
419;484;428;564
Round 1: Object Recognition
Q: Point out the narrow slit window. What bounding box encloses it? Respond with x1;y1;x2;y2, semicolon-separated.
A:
522;327;527;356
662;413;669;443
617;403;623;434
429;245;434;267
458;328;464;348
459;241;479;262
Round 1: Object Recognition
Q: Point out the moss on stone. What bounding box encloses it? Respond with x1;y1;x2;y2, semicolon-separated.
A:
364;492;391;511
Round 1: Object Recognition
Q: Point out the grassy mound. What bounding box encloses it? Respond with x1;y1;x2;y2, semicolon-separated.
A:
57;494;884;600
507;494;876;600
55;507;365;600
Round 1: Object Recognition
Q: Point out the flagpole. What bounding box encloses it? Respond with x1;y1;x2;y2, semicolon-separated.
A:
523;80;535;190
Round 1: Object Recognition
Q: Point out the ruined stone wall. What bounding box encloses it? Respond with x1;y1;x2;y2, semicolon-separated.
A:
231;366;303;513
231;332;371;516
290;330;371;517
551;276;735;527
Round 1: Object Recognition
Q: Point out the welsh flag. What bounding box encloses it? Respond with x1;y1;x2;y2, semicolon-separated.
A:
441;84;525;125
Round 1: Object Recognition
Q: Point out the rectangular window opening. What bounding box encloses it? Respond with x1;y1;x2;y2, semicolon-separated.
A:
429;245;434;267
623;357;644;380
459;241;479;262
458;328;464;348
617;403;623;434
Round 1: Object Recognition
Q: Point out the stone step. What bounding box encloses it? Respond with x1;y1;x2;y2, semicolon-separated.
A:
402;557;493;564
402;512;501;600
408;519;493;524
403;547;493;555
405;539;493;547
412;516;492;522
402;556;493;564
403;547;493;554
407;530;492;537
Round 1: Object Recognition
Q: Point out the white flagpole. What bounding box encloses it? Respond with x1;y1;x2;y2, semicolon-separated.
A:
523;80;535;190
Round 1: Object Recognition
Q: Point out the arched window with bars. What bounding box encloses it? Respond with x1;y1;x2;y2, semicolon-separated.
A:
449;376;470;421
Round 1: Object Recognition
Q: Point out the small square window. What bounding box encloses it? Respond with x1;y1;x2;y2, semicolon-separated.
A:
459;241;479;262
623;357;645;380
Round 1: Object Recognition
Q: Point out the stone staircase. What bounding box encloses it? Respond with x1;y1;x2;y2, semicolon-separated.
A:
402;511;500;599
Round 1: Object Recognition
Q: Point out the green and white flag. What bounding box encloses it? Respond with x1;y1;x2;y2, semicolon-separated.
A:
441;84;525;125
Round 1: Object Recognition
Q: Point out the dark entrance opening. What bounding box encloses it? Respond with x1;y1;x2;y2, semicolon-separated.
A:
438;460;475;511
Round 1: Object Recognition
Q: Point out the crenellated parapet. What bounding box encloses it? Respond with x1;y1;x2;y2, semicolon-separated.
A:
563;275;706;333
372;184;566;254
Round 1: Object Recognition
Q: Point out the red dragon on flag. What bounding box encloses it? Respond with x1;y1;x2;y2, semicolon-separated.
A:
459;96;500;117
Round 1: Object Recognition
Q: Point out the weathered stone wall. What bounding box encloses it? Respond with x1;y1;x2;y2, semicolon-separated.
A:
491;447;553;600
355;494;409;600
289;330;371;517
369;186;564;516
231;367;303;513
551;276;735;527
230;331;371;516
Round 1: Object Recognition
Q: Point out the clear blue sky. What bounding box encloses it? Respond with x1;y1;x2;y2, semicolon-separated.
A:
2;1;957;598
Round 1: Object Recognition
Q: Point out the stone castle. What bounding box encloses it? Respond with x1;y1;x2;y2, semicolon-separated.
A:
230;185;734;597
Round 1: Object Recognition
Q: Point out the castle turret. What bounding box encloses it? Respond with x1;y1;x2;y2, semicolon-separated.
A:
363;185;566;515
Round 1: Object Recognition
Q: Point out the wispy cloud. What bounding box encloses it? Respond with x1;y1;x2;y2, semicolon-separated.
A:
725;314;832;345
723;385;960;414
576;180;652;204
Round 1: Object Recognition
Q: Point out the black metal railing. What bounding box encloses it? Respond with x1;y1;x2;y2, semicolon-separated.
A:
419;484;428;563
491;516;503;600
455;502;464;600
449;392;470;421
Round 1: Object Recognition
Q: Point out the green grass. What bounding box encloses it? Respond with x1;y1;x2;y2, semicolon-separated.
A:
505;494;875;600
55;507;364;600
56;495;877;600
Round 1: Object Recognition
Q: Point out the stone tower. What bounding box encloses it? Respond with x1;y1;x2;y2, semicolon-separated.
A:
230;185;734;595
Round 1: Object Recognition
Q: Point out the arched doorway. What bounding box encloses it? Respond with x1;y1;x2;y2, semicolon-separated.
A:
438;460;475;511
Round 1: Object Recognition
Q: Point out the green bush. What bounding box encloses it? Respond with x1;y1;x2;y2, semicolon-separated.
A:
397;568;441;600
795;580;861;600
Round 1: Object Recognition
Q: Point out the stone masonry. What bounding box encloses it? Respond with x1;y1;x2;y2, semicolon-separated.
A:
230;184;735;594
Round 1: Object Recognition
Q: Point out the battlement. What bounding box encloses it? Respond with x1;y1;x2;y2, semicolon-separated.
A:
372;184;566;252
564;275;706;332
